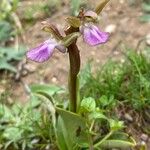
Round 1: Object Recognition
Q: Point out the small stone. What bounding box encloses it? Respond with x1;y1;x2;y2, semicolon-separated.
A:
105;24;116;34
31;138;39;144
146;34;150;46
91;51;96;56
140;134;149;141
114;51;119;55
121;58;125;63
22;70;28;76
119;0;124;4
24;64;36;73
51;76;57;83
96;59;100;63
124;113;133;122
45;144;50;150
0;87;5;94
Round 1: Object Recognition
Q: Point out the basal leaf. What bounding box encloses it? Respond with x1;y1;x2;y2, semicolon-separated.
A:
56;108;89;149
100;139;136;149
140;14;150;22
142;3;150;12
0;59;17;72
30;84;64;100
0;21;12;42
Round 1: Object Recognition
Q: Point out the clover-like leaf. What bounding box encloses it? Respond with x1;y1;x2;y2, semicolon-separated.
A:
109;119;124;131
80;97;96;113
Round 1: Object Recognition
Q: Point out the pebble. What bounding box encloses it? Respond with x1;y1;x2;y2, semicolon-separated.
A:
24;64;36;73
114;51;119;55
140;134;149;142
121;58;125;63
0;87;5;94
124;113;133;122
119;0;124;4
91;51;96;56
22;70;28;76
146;34;150;46
96;59;100;63
45;144;50;150
105;24;117;34
51;76;57;83
31;138;39;144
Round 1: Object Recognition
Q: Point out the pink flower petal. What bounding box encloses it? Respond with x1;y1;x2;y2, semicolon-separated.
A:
82;24;109;46
26;39;57;63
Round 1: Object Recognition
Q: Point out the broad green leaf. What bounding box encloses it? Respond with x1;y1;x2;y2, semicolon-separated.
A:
0;21;12;42
111;132;132;140
80;97;96;112
3;127;22;141
0;46;25;61
142;3;150;12
0;104;13;121
139;14;150;22
25;95;41;109
100;139;136;149
0;59;17;72
11;103;22;116
30;84;64;100
56;117;70;150
0;46;25;72
56;108;89;149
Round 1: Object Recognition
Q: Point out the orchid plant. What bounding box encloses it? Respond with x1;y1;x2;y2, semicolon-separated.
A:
26;0;136;149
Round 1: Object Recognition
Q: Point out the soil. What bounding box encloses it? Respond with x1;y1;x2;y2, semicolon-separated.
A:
0;0;150;148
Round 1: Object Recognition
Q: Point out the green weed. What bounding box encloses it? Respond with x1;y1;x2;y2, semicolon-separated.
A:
80;49;150;111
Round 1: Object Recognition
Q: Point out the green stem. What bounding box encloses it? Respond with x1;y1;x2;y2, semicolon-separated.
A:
65;27;80;113
94;130;113;148
68;42;80;112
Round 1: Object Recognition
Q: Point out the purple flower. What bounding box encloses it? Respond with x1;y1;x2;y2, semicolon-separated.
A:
26;39;66;63
80;24;109;46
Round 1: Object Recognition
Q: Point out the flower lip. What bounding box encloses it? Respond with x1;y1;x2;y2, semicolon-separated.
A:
26;39;57;63
81;23;109;46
